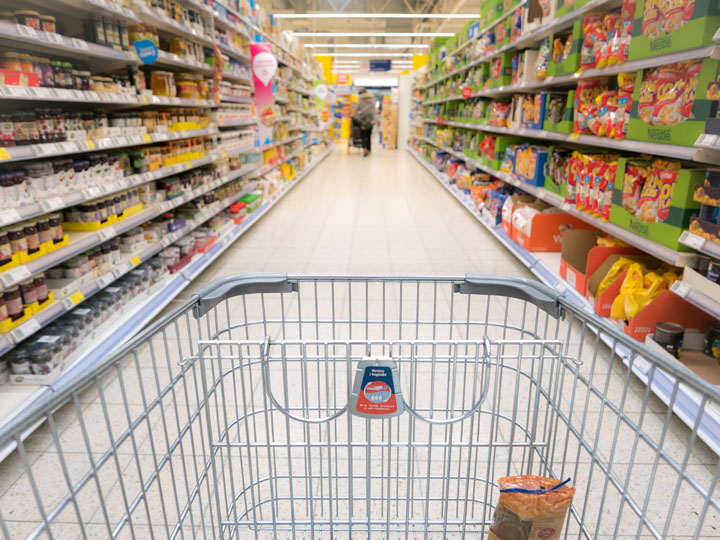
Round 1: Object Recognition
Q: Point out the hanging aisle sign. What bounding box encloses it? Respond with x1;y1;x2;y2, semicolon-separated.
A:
133;40;158;64
313;81;331;131
250;43;278;145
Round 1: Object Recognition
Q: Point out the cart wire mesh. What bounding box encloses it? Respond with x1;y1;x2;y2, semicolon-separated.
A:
0;274;718;540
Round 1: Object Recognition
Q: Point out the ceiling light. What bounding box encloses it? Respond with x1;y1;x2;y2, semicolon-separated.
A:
294;32;454;37
318;53;415;57
275;13;477;19
305;43;429;48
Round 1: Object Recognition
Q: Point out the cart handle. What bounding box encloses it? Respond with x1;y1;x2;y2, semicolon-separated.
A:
192;273;297;318
456;275;563;318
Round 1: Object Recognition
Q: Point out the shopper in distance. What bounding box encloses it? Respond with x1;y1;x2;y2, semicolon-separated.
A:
353;88;377;157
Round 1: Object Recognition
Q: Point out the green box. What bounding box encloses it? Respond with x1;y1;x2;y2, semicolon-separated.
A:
481;135;522;170
543;145;569;199
627;58;719;147
543;90;575;133
555;0;592;19
489;52;513;89
628;0;720;61
609;157;706;251
546;20;581;78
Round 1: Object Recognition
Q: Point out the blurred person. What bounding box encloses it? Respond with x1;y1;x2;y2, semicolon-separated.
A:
352;88;376;157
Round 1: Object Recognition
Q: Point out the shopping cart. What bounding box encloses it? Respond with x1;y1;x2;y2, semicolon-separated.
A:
349;119;365;154
0;274;718;540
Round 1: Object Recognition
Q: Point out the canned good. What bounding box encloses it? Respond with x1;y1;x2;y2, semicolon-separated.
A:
654;321;684;358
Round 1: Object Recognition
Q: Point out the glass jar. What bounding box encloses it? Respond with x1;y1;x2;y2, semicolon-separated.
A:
36;109;53;143
8;348;31;374
0;230;11;265
0;112;13;147
8;226;26;254
30;344;53;374
23;221;39;253
0;52;22;72
13;111;39;145
51;61;68;89
150;71;174;97
0;291;7;321
176;73;198;98
36;218;52;244
4;285;23;321
19;278;36;305
37;57;54;87
39;15;55;33
33;274;48;303
76;71;92;91
48;213;63;243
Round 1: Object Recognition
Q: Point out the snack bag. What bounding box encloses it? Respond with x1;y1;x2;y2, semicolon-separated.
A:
566;152;583;204
680;61;702;121
610;262;646;320
580;14;605;69
637;160;679;222
597;90;618;137
591;160;609;215
597;14;619;68
615;91;632;139
600;161;617;220
535;38;550;79
653;64;685;126
664;0;686;33
488;476;575;540
637;69;658;124
641;0;661;38
621;163;648;215
596;257;633;299
574;79;608;133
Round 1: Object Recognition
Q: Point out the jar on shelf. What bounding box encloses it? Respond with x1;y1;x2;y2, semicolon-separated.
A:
48;213;63;243
37;57;54;87
23;221;40;254
0;112;13;147
84;15;105;46
8;348;31;374
150;71;174;97
176;73;198;99
19;278;37;305
33;274;48;303
4;285;24;321
13;111;39;145
18;54;34;76
8;226;26;254
0;230;11;266
0;290;7;322
1;52;22;73
14;10;40;29
39;15;55;33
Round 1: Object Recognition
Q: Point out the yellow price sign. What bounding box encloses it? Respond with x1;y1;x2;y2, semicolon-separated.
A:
143;134;152;142
0;148;10;161
570;133;579;141
131;255;142;266
69;291;85;305
86;140;95;150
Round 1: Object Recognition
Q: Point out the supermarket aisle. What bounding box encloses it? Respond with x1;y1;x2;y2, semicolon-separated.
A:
178;144;529;295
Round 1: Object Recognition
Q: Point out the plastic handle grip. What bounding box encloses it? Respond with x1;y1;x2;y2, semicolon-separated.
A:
192;273;297;318
455;274;562;318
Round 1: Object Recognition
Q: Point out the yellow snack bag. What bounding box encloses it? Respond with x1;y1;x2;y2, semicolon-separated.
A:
596;257;634;299
596;236;629;248
611;291;628;319
624;290;647;319
609;262;646;320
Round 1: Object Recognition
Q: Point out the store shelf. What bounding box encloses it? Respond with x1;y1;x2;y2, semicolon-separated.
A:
275;76;292;86
255;134;303;152
409;148;720;455
275;95;290;104
422;117;708;163
216;41;252;64
217;118;256;127
290;86;312;96
421;0;621;90
222;70;253;85
671;279;720;322
447;2;524;60
0;149;229;229
155;50;214;74
0;147;331;463
132;1;215;47
221;95;252;104
679;231;720;259
414;136;695;266
53;0;141;22
0;126;218;164
0;21;138;67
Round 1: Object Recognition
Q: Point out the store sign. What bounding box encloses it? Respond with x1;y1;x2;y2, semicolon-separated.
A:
314;84;328;101
313;80;332;131
370;59;391;72
250;43;277;145
462;87;473;98
133;40;158;64
335;73;350;85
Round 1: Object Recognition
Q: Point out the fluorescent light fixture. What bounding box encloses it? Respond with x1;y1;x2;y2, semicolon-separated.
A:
305;43;429;48
318;53;415;57
294;32;453;37
275;13;477;19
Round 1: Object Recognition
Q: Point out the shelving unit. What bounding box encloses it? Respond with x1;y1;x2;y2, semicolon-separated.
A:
409;149;720;455
0;0;330;430
411;0;720;456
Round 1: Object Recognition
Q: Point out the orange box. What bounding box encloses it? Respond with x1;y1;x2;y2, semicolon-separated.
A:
559;230;642;296
500;195;534;237
512;205;594;252
618;290;713;342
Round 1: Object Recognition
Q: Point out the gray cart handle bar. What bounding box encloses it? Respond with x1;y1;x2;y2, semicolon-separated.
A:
192;273;562;318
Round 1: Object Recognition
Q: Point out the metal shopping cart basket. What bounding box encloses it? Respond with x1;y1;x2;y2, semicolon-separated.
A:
0;274;718;539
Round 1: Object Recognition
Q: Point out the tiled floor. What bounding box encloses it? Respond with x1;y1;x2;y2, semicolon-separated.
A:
0;144;718;539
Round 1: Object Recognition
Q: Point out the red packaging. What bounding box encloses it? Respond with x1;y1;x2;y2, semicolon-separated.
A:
600;161;617;220
680;61;703;121
641;0;661;38
566;152;583;205
621;163;648;215
574;79;608;133
637;69;658;125
653;64;685;126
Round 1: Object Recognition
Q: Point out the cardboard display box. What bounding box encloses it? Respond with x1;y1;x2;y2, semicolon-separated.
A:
609;157;706;251
543;91;575;134
628;0;720;61
511;203;594;252
586;254;658;315
559;229;642;295
546;19;581;77
627;58;718;147
501;194;535;236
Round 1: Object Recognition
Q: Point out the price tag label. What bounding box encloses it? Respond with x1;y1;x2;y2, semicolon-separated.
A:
85;140;95;150
697;133;718;148
39;197;65;212
97;226;115;241
0;209;21;226
143;134;152;142
5;85;28;97
1;265;31;287
11;317;41;342
170;97;182;105
131;255;141;266
58;141;81;153
671;281;690;298
115;136;129;147
44;31;65;45
160;236;172;247
97;273;114;288
85;186;102;199
33;143;59;157
15;24;38;38
682;232;706;251
85;91;100;101
71;38;89;50
26;87;50;99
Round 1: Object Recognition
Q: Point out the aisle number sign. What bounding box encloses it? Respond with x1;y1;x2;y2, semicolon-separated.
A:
250;43;277;145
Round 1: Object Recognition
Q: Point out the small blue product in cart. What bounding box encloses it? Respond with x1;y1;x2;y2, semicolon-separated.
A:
489;476;575;540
